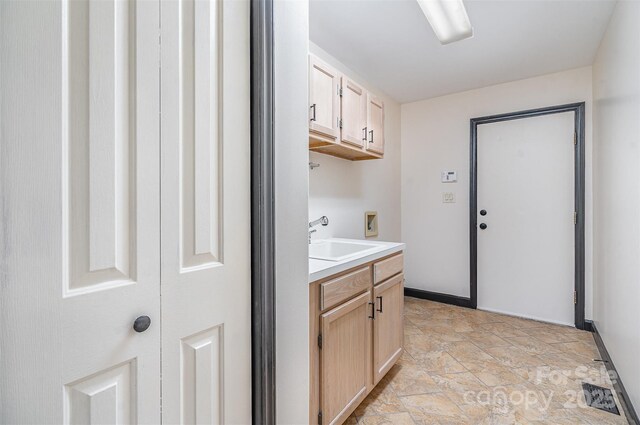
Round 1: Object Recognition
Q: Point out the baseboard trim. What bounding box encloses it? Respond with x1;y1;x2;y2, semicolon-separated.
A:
584;319;594;333
404;288;475;309
591;322;639;425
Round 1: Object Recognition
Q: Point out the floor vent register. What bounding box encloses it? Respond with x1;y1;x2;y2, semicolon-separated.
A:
582;382;621;415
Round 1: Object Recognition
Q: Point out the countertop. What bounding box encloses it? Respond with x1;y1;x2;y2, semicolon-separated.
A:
309;238;405;283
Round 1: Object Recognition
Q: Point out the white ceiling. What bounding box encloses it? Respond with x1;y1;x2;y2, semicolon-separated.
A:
310;0;616;103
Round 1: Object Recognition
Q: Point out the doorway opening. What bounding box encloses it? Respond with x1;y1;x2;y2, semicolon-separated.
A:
469;103;586;330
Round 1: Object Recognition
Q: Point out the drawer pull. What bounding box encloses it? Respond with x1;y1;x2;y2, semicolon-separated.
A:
376;296;383;313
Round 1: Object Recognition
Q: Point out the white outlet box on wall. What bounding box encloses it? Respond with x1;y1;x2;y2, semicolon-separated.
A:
442;192;456;203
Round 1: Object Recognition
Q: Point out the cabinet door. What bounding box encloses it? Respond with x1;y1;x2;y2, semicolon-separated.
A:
310;55;340;140
321;291;372;425
340;77;367;148
373;274;404;384
366;94;385;154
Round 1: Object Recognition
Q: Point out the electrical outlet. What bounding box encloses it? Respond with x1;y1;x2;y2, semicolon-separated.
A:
442;192;456;203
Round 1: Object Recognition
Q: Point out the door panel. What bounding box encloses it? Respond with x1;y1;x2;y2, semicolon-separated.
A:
321;291;372;425
160;0;252;423
66;0;140;295
340;77;367;148
373;274;404;384
1;0;161;422
180;326;224;424
477;112;575;325
366;95;384;154
309;55;340;139
66;361;136;424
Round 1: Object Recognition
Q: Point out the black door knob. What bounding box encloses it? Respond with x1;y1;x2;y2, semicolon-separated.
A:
479;223;488;230
480;209;487;216
133;316;151;333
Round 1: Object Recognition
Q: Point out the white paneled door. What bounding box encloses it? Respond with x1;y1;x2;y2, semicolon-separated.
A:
1;0;252;423
160;0;252;424
1;0;161;423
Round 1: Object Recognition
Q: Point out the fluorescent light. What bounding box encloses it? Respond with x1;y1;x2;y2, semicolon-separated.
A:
417;0;473;45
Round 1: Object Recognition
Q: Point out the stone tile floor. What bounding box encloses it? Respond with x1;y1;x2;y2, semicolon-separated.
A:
347;297;629;424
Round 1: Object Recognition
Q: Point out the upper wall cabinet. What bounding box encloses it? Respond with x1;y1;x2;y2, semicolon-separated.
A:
341;76;367;148
309;55;340;141
308;54;385;161
366;94;385;155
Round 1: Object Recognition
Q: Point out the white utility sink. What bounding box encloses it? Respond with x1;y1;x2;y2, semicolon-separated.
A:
309;240;380;262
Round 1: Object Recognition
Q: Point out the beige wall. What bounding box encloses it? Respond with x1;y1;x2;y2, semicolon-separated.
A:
308;42;402;243
401;67;594;318
592;0;640;413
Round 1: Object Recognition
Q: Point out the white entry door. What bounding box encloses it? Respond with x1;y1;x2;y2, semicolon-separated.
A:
1;0;161;423
477;112;575;326
160;0;252;423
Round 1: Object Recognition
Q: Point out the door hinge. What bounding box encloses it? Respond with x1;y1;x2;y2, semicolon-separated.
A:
318;411;323;425
574;211;577;225
339;119;343;129
317;334;322;349
337;85;342;96
574;290;577;305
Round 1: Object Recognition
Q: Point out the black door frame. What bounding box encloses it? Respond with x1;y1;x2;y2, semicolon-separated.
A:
469;102;586;330
250;0;276;424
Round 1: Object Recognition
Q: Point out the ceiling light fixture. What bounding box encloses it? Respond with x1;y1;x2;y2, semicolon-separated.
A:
417;0;473;45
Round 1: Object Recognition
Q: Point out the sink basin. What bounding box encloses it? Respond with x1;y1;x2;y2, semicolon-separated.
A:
309;240;380;262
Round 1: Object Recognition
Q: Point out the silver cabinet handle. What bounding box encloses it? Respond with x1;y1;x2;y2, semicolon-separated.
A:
310;104;316;122
362;127;367;141
369;129;374;143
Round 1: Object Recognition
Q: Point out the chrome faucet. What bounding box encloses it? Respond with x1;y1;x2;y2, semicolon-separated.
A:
309;216;329;228
309;216;329;244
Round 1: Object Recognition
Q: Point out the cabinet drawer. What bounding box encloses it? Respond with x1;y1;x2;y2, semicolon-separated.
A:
321;266;371;311
373;253;403;284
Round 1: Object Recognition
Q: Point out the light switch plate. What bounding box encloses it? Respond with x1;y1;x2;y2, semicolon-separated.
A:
442;192;456;203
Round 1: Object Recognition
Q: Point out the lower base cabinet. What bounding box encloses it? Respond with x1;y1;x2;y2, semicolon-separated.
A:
310;252;404;425
373;274;404;385
321;291;372;425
